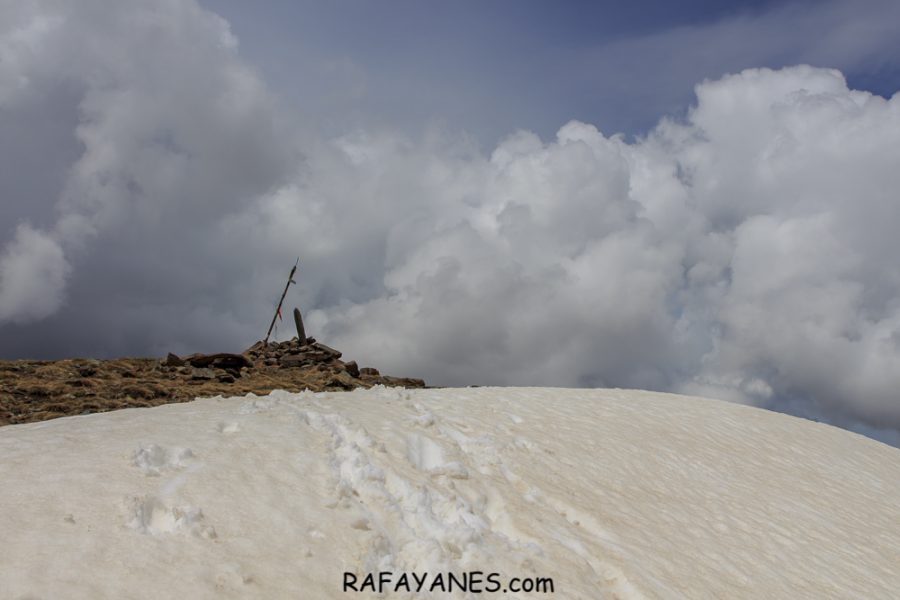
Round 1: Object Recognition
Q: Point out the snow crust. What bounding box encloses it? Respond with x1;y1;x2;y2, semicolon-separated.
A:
1;386;898;599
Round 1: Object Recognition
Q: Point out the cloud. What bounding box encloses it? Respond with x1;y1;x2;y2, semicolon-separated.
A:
302;66;900;435
569;0;900;134
0;0;298;353
0;224;69;323
1;1;900;440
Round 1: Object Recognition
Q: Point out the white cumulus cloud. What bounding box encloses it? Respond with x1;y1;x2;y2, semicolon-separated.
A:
1;1;899;440
0;224;69;323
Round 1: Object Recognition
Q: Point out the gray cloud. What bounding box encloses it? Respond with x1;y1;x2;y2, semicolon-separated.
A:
0;224;69;322
1;1;900;442
0;0;298;355
565;0;900;135
304;67;900;436
202;0;900;144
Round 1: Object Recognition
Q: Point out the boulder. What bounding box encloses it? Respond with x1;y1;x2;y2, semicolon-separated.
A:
344;361;360;378
163;353;185;367
190;368;215;380
187;353;252;371
246;341;267;354
293;308;306;341
280;355;309;368
312;342;341;359
328;372;356;389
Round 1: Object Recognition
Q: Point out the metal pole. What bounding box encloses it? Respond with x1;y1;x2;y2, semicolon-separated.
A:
264;257;299;344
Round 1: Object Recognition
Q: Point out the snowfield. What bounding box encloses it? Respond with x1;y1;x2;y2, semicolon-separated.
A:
1;386;899;599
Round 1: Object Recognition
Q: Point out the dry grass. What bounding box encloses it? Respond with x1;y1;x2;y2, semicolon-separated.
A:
0;353;425;426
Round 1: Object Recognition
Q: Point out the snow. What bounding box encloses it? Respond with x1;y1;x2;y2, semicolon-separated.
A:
1;386;899;599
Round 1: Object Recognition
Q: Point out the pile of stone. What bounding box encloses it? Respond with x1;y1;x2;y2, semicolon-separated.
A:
1;323;426;426
159;351;253;384
247;335;375;378
158;336;406;390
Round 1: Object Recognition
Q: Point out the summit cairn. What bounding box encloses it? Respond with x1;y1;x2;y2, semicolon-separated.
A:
1;333;426;425
0;258;427;426
242;334;417;390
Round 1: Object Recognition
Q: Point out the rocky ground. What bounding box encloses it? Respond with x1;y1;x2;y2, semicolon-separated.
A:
0;337;426;426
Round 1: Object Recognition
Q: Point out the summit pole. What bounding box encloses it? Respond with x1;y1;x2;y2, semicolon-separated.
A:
263;257;299;344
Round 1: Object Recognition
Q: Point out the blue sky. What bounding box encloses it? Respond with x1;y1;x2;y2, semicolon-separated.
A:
202;0;900;143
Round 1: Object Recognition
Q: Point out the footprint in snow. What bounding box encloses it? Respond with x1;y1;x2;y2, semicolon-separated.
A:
132;444;194;476
126;494;216;539
217;421;240;434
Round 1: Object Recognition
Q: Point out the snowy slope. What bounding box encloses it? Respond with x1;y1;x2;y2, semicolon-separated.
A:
1;386;898;599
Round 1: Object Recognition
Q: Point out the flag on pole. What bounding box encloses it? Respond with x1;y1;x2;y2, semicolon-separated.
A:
264;256;301;344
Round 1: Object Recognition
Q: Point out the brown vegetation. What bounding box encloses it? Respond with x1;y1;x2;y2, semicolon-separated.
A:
0;337;425;426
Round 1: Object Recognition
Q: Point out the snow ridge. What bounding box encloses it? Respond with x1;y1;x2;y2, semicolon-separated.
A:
1;386;898;599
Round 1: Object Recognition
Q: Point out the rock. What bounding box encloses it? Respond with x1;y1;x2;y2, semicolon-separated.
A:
187;353;252;371
247;341;267;353
190;368;215;380
380;376;425;388
163;353;184;367
344;361;360;378
328;372;356;389
293;307;306;341
312;342;341;359
77;365;97;377
360;367;380;377
217;374;235;384
280;355;309;368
